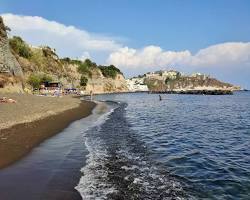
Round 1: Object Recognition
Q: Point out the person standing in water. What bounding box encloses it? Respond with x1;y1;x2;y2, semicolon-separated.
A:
159;95;162;101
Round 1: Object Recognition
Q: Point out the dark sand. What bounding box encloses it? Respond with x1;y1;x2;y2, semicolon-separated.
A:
0;94;96;200
0;94;96;168
0;110;94;200
0;93;87;130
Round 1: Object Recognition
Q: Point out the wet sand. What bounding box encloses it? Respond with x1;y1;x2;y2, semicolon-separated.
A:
0;101;109;200
0;113;92;200
0;93;96;168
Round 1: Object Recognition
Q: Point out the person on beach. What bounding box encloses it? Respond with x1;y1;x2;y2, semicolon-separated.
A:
0;97;17;103
90;90;93;101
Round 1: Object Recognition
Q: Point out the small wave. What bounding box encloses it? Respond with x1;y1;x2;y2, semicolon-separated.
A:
75;101;119;199
76;103;189;200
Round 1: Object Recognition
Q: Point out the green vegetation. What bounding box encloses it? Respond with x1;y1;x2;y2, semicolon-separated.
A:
77;59;96;77
61;57;82;65
27;73;53;89
99;65;121;79
78;60;90;74
9;36;32;59
27;74;41;89
42;46;57;58
165;77;171;84
176;72;181;79
80;75;88;87
61;58;122;79
165;72;181;84
40;74;53;83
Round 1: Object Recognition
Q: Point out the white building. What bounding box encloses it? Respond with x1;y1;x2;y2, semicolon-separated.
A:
126;78;149;92
191;73;209;80
145;70;181;80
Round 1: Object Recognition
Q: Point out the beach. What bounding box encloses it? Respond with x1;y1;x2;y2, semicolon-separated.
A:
0;93;96;169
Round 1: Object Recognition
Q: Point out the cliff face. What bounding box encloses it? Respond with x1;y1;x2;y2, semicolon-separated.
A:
0;16;128;93
86;72;128;94
15;46;82;89
14;46;128;93
0;17;23;92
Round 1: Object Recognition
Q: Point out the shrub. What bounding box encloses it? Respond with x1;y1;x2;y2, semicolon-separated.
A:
27;74;53;89
27;74;41;89
61;57;71;63
80;76;88;87
40;74;53;83
77;62;89;74
9;36;32;59
165;77;170;84
99;65;121;79
77;59;96;77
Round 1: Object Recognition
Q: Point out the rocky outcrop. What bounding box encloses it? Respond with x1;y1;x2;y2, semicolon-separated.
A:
136;70;240;92
85;69;128;94
0;16;24;92
0;17;23;77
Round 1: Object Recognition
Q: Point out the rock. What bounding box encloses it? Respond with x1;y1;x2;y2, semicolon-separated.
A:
0;16;23;77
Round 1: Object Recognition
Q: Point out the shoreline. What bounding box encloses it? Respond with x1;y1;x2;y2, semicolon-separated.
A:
0;98;96;169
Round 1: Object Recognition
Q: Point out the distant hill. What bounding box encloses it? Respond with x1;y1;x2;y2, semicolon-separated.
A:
132;70;240;92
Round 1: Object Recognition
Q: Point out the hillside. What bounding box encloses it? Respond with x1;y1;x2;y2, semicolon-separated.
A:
0;16;128;94
134;70;240;92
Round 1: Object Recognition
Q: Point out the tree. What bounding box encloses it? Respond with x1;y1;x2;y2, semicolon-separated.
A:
99;64;121;79
165;77;170;85
27;74;41;89
40;74;53;83
27;74;53;89
80;76;88;87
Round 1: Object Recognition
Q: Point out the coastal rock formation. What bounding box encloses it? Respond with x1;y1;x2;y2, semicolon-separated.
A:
0;17;23;92
86;72;128;94
132;70;240;92
0;16;128;94
0;16;23;76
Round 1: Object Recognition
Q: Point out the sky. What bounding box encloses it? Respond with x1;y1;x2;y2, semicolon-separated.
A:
1;0;250;88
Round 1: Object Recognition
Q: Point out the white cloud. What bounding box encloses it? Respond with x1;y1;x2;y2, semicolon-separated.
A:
107;45;191;70
2;13;122;58
80;51;91;61
190;42;250;67
107;42;250;71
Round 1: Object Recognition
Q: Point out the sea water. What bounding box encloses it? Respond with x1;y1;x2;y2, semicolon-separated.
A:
76;92;250;200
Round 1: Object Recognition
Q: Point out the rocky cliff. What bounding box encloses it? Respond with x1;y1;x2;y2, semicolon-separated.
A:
0;16;23;92
86;72;128;94
0;16;128;94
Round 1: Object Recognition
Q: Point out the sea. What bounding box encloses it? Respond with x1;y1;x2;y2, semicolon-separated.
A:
76;91;250;200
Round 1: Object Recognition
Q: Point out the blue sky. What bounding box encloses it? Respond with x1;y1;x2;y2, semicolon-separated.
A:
1;0;250;88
